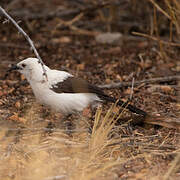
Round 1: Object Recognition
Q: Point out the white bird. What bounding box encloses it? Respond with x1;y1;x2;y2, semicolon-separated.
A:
8;57;147;117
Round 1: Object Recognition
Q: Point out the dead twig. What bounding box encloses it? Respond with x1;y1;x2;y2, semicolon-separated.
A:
55;12;99;36
68;24;99;36
0;6;47;79
129;77;135;100
149;0;171;20
56;12;84;28
132;32;180;47
98;75;180;89
45;175;67;180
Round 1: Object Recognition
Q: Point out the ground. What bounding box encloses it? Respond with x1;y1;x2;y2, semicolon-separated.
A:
0;1;180;180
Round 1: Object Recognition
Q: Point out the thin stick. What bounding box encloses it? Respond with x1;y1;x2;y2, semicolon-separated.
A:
0;6;47;79
45;175;67;180
129;77;135;100
149;0;171;20
132;32;180;47
55;13;99;36
98;75;180;89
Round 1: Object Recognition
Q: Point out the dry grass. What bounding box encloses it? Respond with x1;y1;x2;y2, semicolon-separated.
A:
0;102;179;180
0;104;123;180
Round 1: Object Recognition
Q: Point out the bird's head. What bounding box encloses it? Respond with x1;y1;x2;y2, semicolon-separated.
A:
8;58;48;82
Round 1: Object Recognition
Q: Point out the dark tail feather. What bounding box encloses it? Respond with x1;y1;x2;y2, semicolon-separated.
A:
116;99;147;116
99;95;147;117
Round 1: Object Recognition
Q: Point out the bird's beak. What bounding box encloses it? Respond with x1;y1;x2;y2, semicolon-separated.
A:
7;65;22;72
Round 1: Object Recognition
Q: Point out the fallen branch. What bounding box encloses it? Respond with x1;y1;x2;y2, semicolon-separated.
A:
98;75;180;89
0;2;125;20
145;115;180;130
0;6;47;79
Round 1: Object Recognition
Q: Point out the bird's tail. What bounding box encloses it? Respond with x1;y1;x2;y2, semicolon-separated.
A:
99;94;147;117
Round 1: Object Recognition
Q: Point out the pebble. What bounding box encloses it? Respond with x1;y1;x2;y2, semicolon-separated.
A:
95;32;123;45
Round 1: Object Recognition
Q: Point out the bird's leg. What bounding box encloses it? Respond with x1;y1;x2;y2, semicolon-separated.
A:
45;121;56;134
44;113;74;135
44;111;63;134
62;114;74;135
42;108;57;134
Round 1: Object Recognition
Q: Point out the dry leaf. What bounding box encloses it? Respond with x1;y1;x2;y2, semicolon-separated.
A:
52;36;71;44
147;85;174;94
77;63;85;71
8;88;15;94
0;101;3;105
9;113;19;121
112;106;119;114
15;101;21;109
176;104;180;110
160;85;174;93
9;113;26;123
105;78;111;83
21;74;25;80
59;36;71;43
82;107;91;118
18;117;27;123
0;91;3;96
124;88;132;95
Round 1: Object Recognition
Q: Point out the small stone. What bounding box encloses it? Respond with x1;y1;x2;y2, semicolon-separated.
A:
95;32;123;45
0;91;3;96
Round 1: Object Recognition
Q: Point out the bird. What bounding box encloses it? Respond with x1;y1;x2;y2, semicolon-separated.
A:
8;57;147;117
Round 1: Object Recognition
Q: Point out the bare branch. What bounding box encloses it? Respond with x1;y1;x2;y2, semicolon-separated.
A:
0;6;47;79
132;32;180;47
98;75;180;89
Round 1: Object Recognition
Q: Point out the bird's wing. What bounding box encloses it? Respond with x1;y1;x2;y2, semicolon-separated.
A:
49;71;107;96
48;69;116;103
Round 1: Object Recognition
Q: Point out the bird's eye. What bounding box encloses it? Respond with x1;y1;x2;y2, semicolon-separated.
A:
22;63;26;68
